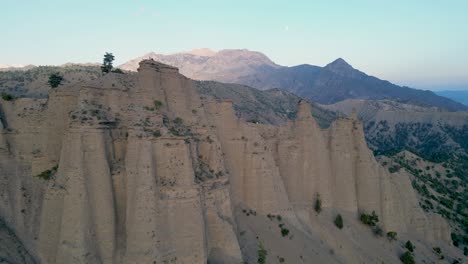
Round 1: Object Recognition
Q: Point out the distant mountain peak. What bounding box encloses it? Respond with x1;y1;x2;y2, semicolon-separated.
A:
323;58;362;78
326;58;353;70
182;48;217;57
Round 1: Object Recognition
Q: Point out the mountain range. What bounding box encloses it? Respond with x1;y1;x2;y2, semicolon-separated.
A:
119;49;467;111
436;90;468;106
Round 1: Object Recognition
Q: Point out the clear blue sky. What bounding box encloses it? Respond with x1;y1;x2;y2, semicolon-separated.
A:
1;0;467;90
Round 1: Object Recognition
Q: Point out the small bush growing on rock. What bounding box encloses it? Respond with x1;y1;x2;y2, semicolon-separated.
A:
1;93;14;101
334;214;343;229
153;130;161;137
280;227;290;237
387;231;397;241
48;73;63;88
400;251;415;264
432;247;444;259
314;193;322;214
360;211;379;226
154;100;163;110
373;225;383;236
389;165;400;173
36;165;58;180
111;68;124;74
174;117;183;125
405;240;415;252
257;243;267;264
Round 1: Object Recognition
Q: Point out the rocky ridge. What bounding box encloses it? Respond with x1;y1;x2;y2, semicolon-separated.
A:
0;59;464;263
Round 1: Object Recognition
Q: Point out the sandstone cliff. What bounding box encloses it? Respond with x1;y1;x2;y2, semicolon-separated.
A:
0;59;463;263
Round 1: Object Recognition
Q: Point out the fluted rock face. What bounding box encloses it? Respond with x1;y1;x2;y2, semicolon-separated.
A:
0;59;459;263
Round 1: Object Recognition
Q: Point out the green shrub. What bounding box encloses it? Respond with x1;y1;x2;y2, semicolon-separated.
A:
405;240;415;252
154;100;163;110
257;243;267;264
314;193;322;214
387;231;397;241
48;73;63;88
174;117;183;125
153;130;161;137
1;92;14;101
373;225;383;236
111;68;124;74
36;165;58;180
432;247;444;259
389;166;400;173
360;211;379;226
280;227;290;237
334;214;343;229
400;251;415;264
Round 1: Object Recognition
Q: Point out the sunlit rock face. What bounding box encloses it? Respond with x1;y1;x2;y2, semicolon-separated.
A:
0;59;459;264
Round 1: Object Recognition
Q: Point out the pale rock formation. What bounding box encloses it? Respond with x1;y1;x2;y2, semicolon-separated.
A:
0;59;463;263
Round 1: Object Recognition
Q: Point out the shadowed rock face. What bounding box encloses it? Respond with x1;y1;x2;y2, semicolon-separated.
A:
0;59;462;263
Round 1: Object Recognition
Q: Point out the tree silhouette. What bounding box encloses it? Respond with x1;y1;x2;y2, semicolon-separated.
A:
48;73;63;88
101;52;115;73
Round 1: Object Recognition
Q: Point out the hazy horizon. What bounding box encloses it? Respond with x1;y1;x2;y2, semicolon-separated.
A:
2;1;467;91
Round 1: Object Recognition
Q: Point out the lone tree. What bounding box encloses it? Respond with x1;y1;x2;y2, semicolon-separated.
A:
48;73;63;88
101;52;115;73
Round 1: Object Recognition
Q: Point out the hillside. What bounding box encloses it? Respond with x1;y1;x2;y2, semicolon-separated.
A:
120;50;468;111
436;90;468;106
196;81;339;128
322;99;468;160
0;59;464;263
325;100;468;253
379;151;468;256
0;65;102;98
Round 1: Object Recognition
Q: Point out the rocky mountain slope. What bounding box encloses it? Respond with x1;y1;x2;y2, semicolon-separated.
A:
323;99;468;160
196;81;339;128
379;151;468;257
324;100;468;254
119;49;280;84
0;59;464;263
120;49;467;111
